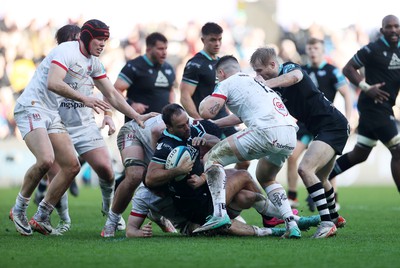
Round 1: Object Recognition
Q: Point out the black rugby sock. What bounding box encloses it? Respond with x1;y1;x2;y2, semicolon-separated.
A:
328;154;353;180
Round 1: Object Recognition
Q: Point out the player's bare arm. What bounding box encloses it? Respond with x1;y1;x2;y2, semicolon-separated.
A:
145;160;193;188
264;69;303;88
180;82;202;119
47;63;111;113
95;78;158;127
343;59;389;103
199;96;225;119
212;114;242;128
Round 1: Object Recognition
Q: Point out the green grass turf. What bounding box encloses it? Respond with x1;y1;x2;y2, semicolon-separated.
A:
1;186;399;268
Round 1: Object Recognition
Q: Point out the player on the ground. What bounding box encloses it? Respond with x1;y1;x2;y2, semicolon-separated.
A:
144;104;318;238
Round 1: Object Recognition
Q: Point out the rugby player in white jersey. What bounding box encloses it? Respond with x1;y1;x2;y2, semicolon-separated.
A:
39;24;123;235
197;55;300;238
9;19;155;236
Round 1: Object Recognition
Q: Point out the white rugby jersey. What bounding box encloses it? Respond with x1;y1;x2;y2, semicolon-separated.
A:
212;72;297;129
58;78;95;127
17;41;106;112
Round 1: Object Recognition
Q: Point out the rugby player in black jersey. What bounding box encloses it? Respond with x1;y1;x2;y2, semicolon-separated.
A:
288;37;353;210
329;15;400;194
250;47;348;238
179;22;250;171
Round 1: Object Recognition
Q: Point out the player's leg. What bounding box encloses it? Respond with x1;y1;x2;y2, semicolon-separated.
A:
30;132;80;235
252;126;300;238
10;128;55;236
299;140;337;238
319;156;345;228
219;124;251;171
389;142;400;192
44;161;72;235
329;144;372;180
69;156;85;197
378;123;399;192
229;190;320;233
101;144;145;237
286;140;307;208
328;118;377;181
194;137;242;233
256;157;300;239
225;169;260;203
193;140;241;233
81;147;115;215
34;178;48;206
222;218;286;237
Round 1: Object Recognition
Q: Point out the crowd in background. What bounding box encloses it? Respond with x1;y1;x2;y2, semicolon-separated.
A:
0;14;389;140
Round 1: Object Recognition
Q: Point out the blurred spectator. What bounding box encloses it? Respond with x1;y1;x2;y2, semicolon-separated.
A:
279;39;302;64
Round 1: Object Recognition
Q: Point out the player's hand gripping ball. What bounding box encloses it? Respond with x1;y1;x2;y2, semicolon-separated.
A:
165;146;192;181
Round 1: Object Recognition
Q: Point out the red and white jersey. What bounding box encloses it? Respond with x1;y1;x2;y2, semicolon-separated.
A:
58;78;95;127
17;41;106;112
212;72;297;129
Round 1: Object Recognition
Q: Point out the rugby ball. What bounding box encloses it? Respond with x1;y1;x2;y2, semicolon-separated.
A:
165;146;192;181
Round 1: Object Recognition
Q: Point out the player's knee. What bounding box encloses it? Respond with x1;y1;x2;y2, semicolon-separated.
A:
94;165;114;181
287;155;298;166
205;163;225;184
37;157;55;173
204;157;220;171
125;167;145;185
297;164;312;180
69;160;81;176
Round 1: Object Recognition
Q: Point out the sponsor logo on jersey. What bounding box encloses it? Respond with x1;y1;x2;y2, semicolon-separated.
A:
388;53;400;70
126;132;135;141
156;143;163;150
32;113;41;121
273;97;288;116
155;71;169;87
60;101;86;109
271;139;294;151
165;68;173;75
282;64;296;73
187;61;201;69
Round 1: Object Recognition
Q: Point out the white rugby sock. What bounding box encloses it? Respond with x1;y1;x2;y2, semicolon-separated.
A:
106;210;121;226
206;164;227;217
56;192;71;223
99;179;115;213
252;226;272;236
36;200;54;221
265;183;295;228
14;192;30;213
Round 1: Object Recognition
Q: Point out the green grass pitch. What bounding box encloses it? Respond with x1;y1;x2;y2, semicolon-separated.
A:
1;186;399;268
